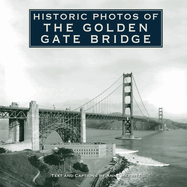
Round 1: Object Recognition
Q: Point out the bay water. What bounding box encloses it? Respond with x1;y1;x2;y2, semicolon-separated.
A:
86;129;187;187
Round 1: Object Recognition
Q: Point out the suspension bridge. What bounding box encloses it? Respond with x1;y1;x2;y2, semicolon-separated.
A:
0;73;162;150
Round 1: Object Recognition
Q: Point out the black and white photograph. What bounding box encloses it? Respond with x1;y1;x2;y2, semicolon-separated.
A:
0;1;186;187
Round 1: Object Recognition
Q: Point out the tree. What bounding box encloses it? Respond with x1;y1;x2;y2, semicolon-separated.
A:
28;155;49;173
0;147;6;154
63;149;74;172
52;147;74;172
73;162;89;172
42;177;60;187
28;155;40;167
53;149;65;169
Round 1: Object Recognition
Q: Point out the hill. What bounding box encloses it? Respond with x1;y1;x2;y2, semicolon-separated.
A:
86;116;187;130
0;148;87;187
86;119;159;130
162;119;187;130
0;151;38;187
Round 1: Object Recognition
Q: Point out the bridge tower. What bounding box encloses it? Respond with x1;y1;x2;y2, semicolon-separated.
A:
158;107;163;130
121;73;134;139
80;107;86;143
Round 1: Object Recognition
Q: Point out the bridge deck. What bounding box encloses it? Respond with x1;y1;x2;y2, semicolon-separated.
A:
0;106;157;122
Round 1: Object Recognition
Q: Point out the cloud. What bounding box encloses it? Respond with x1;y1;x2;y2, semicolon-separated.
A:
0;0;187;122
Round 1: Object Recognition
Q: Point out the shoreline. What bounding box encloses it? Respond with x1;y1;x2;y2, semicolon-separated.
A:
111;149;170;187
116;148;170;167
81;148;170;187
79;148;140;186
80;156;113;187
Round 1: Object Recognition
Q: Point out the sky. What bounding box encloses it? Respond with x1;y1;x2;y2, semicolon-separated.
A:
0;0;187;123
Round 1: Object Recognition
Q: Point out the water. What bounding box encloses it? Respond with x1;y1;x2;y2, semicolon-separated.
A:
86;129;187;187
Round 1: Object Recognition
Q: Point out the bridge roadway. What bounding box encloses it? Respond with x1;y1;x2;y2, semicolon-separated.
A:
0;105;155;122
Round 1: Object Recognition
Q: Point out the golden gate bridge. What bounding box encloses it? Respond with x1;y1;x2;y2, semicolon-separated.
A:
0;73;162;150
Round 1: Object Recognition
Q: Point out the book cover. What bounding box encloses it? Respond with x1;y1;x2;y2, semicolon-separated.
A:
0;1;186;187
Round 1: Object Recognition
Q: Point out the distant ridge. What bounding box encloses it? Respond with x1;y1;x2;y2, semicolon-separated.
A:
87;113;187;130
